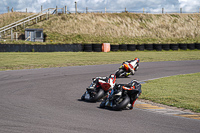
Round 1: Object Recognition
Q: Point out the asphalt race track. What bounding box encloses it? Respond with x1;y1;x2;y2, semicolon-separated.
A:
0;60;200;133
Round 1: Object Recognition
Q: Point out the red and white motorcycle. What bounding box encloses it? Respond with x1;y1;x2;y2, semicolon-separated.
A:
115;58;140;78
81;74;116;102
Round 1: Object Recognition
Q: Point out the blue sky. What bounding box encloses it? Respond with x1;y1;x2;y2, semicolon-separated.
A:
0;0;200;14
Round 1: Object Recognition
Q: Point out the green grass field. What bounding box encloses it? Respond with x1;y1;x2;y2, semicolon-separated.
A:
140;73;200;113
0;50;200;71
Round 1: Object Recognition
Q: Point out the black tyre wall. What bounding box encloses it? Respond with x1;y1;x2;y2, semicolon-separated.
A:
195;43;200;50
136;44;144;51
92;44;102;52
153;44;162;51
111;45;119;51
170;44;179;50
179;44;187;50
187;44;195;50
162;44;170;51
119;44;127;51
83;44;92;52
127;44;136;51
144;44;153;51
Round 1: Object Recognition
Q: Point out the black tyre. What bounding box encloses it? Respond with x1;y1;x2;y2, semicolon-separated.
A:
83;44;92;52
119;44;127;51
179;44;187;50
89;89;104;102
195;43;200;50
127;44;136;51
113;95;130;111
115;69;124;78
170;44;179;50
136;44;144;51
162;44;170;51
153;44;162;51
144;44;153;51
81;92;86;101
92;44;102;52
187;44;195;50
111;45;119;51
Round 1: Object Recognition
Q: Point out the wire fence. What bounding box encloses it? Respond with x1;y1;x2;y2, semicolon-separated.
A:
1;7;200;14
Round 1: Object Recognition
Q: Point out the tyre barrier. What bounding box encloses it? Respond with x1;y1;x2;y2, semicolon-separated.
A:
136;44;144;51
0;43;199;52
162;44;170;51
153;44;162;51
127;44;136;51
179;44;187;50
92;44;102;52
119;44;127;51
144;44;153;51
187;44;195;50
111;45;119;51
0;44;83;52
195;43;200;50
83;44;92;52
170;44;179;50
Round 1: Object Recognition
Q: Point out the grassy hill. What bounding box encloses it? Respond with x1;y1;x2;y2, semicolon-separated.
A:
1;12;200;44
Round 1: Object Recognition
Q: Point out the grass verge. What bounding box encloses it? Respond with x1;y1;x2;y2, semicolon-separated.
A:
0;50;200;71
140;73;200;113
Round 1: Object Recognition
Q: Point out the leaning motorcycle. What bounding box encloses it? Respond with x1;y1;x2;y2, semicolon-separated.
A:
115;58;139;78
81;74;116;102
100;80;142;111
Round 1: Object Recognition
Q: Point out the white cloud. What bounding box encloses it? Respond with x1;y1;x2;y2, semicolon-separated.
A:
0;0;199;14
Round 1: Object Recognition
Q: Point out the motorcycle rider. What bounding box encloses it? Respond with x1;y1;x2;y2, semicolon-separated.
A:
123;58;140;76
113;80;142;109
92;74;116;91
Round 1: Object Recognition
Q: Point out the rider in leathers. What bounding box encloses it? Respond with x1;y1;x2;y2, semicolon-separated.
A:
113;80;142;109
123;58;140;76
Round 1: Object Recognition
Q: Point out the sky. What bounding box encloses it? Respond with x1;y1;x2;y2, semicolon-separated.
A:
0;0;200;14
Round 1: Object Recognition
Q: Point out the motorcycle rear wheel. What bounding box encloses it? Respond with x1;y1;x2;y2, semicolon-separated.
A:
113;95;130;111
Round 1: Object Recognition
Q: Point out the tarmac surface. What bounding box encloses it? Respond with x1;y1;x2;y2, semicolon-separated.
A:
0;60;200;133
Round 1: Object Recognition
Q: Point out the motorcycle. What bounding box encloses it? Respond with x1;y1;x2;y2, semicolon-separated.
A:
81;74;116;102
100;80;142;111
115;58;140;78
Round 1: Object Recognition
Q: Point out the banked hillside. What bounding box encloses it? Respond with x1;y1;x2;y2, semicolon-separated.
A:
1;12;200;44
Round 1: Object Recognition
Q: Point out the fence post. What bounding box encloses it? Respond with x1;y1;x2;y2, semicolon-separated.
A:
143;8;145;13
105;7;106;13
16;32;18;41
56;6;58;14
41;5;43;12
26;8;27;13
180;8;182;13
7;7;9;13
86;7;88;13
65;6;67;14
162;8;164;14
11;28;13;41
75;1;77;14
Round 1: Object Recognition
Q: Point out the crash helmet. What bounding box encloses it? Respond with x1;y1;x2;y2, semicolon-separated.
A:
129;79;137;86
135;58;140;62
109;74;115;78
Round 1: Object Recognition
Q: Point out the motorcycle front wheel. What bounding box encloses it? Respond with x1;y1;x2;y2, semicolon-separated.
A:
89;89;105;102
115;69;124;78
113;95;130;111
